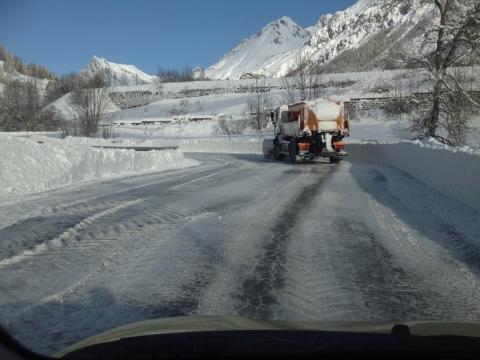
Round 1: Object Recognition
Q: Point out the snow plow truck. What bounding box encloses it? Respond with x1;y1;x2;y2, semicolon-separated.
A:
263;99;349;164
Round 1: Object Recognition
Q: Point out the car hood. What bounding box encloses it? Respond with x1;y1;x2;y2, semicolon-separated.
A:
56;315;480;357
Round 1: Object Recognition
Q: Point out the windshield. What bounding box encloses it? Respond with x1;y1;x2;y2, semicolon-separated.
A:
1;0;480;356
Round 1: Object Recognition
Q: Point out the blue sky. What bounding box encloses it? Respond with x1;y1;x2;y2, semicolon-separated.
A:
0;0;356;76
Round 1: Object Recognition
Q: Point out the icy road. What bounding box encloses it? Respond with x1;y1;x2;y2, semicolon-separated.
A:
1;153;480;354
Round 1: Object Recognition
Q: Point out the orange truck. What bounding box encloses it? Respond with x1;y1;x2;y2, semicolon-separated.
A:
263;99;349;163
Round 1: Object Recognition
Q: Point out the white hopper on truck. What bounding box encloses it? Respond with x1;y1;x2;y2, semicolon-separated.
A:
263;99;349;163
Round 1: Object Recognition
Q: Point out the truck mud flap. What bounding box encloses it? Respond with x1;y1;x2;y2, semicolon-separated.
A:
263;139;274;160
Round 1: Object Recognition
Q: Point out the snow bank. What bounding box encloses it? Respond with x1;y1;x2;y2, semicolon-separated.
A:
179;138;263;154
59;135;178;148
348;141;480;212
0;136;198;199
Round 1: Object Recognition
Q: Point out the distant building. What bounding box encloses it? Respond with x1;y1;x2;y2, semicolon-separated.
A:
141;118;174;125
192;67;206;80
113;119;142;126
174;115;215;122
112;115;216;126
239;72;264;80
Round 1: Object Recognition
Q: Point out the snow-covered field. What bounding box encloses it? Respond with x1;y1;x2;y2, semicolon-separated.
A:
113;120;229;138
49;66;480;122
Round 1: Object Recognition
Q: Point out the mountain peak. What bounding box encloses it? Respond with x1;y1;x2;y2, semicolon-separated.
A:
82;56;155;87
206;16;310;80
260;16;306;39
273;16;295;26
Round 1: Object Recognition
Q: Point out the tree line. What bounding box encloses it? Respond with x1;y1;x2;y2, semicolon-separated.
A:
0;46;63;131
0;45;108;133
0;77;62;131
0;45;55;80
157;66;196;83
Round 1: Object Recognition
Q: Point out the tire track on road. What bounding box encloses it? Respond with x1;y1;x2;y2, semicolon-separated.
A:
0;199;144;269
368;194;480;320
0;160;234;263
0;157;224;230
347;164;480;321
234;165;335;319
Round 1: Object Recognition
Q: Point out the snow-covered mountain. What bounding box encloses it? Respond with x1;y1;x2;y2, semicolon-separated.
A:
205;16;310;80
207;0;432;79
81;56;156;86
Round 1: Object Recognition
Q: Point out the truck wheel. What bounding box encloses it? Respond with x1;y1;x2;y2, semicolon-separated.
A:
329;157;340;164
273;143;286;161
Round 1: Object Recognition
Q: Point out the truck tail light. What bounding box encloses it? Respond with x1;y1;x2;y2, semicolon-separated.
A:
299;142;310;152
333;141;345;151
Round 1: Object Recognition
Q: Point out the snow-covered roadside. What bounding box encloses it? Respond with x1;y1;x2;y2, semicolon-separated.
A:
57;135;178;148
32;132;264;154
113;120;224;138
346;119;409;144
0;136;199;200
179;137;263;154
348;140;480;212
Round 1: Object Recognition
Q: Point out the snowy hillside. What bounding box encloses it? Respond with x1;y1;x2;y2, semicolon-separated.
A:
289;0;431;73
206;16;310;80
207;0;432;79
0;60;51;96
81;56;156;86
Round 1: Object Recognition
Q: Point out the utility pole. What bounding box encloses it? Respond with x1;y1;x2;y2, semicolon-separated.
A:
241;72;263;129
256;76;260;123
